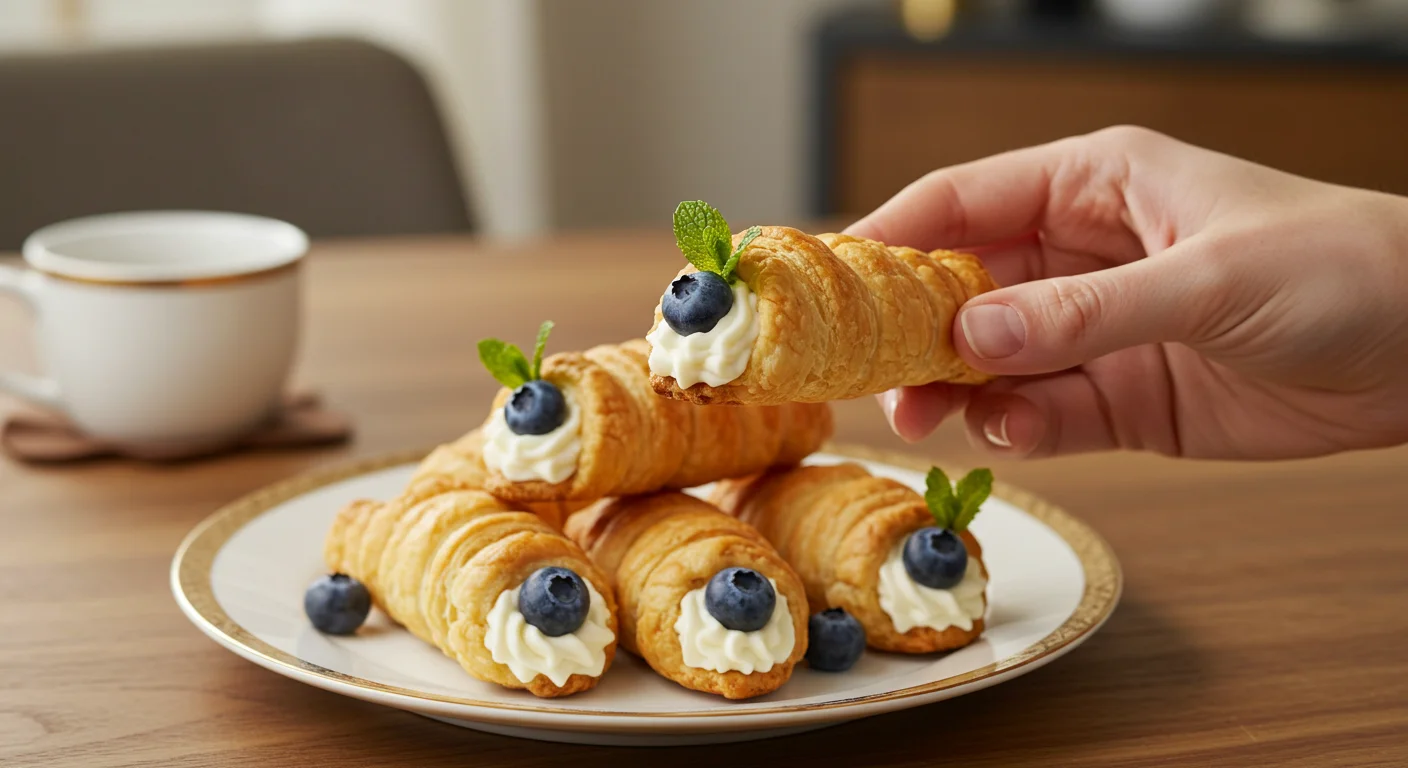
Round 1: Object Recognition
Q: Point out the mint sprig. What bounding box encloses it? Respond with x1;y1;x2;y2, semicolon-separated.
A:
478;320;553;389
672;200;760;284
531;320;553;380
923;467;993;532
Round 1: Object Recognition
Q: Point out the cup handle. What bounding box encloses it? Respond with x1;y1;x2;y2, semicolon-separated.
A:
0;263;64;411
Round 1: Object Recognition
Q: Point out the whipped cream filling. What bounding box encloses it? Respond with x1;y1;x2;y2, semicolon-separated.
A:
484;579;614;687
481;389;581;484
877;538;987;634
647;280;759;388
674;579;794;675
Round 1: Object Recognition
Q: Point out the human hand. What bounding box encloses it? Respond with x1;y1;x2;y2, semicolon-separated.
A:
847;126;1408;460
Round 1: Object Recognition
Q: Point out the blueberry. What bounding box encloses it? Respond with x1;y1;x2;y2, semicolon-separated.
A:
518;567;590;637
504;379;567;435
902;527;969;590
661;272;734;336
305;573;371;635
704;567;776;632
807;608;866;672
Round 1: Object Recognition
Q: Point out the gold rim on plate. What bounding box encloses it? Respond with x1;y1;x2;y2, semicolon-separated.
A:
171;443;1122;719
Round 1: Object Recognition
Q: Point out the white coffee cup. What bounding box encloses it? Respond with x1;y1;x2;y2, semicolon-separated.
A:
0;211;308;455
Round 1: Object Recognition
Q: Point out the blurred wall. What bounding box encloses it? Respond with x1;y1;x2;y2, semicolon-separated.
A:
0;0;869;237
539;0;877;230
0;0;258;44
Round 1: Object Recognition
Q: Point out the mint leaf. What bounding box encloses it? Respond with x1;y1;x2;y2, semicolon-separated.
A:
530;320;554;380
923;467;959;529
950;468;993;532
673;200;733;276
477;338;531;389
712;234;732;273
721;225;761;282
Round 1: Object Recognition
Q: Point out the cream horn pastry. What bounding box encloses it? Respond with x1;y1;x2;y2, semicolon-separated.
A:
711;463;992;654
474;323;831;502
323;484;618;697
645;201;999;405
564;492;808;699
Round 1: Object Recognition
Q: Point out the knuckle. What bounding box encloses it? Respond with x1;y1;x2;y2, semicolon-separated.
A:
917;170;968;245
1175;237;1267;343
1178;240;1232;284
1088;124;1167;152
1036;276;1107;344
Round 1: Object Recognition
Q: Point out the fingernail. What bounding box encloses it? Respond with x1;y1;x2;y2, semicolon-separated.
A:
878;390;899;432
983;411;1012;448
961;304;1026;360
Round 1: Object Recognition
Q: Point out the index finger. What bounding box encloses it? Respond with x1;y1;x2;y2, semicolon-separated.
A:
844;139;1070;252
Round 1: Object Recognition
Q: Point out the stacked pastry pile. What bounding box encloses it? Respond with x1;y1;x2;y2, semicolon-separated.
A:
304;202;1000;700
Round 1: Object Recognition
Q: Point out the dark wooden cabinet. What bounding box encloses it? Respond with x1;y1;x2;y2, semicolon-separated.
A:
814;9;1408;216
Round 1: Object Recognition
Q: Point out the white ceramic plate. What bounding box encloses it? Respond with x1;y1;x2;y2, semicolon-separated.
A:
171;446;1121;746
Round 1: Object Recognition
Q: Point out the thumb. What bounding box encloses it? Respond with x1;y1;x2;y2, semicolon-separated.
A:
956;243;1229;375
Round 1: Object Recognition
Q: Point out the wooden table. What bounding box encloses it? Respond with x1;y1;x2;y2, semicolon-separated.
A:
3;233;1406;767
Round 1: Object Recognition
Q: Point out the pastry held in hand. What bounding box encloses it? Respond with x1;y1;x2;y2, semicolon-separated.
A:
564;492;809;699
476;331;832;503
646;202;998;405
710;463;991;654
324;487;618;697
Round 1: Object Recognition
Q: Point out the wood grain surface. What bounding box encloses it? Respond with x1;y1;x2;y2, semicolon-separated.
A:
2;233;1406;767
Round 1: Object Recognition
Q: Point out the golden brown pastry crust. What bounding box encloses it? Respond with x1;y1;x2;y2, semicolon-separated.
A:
710;464;986;653
648;227;999;405
480;339;832;502
564;492;809;699
324;487;619;697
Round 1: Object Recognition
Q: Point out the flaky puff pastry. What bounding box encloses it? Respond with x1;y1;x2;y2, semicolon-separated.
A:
564;492;808;699
481;338;831;502
324;488;618;697
710;463;986;653
649;227;998;405
410;428;586;531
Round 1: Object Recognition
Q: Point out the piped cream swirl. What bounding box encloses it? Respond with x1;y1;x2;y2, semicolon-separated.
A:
483;579;613;686
877;538;986;634
673;579;793;674
647;280;759;388
482;389;581;483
